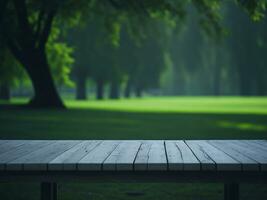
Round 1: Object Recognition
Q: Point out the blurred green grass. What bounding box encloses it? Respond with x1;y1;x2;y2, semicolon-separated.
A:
0;97;267;200
6;96;267;114
67;96;267;114
0;97;266;139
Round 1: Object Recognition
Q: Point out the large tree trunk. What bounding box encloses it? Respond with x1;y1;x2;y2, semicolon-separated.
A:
109;80;120;99
76;75;87;100
0;82;10;100
96;79;104;100
24;51;65;108
3;1;64;108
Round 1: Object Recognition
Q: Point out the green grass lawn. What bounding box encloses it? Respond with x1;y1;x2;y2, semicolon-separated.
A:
0;97;267;139
0;96;267;200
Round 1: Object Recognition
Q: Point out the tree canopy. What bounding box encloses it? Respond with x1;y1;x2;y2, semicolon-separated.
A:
0;0;266;107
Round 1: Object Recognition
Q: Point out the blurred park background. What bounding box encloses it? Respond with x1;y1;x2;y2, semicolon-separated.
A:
0;0;267;199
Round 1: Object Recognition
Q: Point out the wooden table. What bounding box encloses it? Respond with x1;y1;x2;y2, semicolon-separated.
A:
0;140;267;200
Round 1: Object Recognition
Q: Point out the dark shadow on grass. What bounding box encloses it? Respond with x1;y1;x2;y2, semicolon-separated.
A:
0;103;30;110
0;105;266;140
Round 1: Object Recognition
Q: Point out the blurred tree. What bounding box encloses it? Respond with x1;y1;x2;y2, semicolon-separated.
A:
226;1;267;96
0;25;74;101
69;15;122;100
0;0;265;107
0;30;28;100
118;15;175;98
0;1;67;107
91;41;117;100
69;26;91;100
133;35;165;97
0;47;23;100
163;0;266;96
47;27;74;88
0;46;11;101
168;6;204;95
256;19;267;95
117;27;139;98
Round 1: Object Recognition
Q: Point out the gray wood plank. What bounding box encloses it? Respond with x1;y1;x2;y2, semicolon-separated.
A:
78;141;120;171
198;140;241;171
208;141;259;171
186;140;241;171
49;141;101;170
103;141;141;171
7;141;80;171
225;141;267;171
147;141;167;171
185;141;216;170
165;141;200;171
0;140;28;155
240;140;267;152
134;141;152;171
135;141;167;171
1;140;266;173
0;140;9;145
230;140;267;157
165;141;183;170
252;140;267;147
0;140;54;170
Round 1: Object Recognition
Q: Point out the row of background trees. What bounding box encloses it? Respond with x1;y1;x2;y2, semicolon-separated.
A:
0;0;266;107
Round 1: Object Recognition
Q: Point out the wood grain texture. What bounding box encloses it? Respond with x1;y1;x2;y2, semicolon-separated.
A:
134;141;167;171
241;140;267;152
0;140;28;155
186;140;241;171
7;141;80;171
148;141;167;171
103;141;141;171
134;140;168;171
208;140;259;171
49;141;101;171
134;141;152;171
224;141;267;171
78;141;120;171
252;140;267;148
0;140;53;170
165;141;200;171
185;141;216;171
0;140;266;172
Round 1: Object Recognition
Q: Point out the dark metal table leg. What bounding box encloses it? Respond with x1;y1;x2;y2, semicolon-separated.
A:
41;182;57;200
224;183;239;200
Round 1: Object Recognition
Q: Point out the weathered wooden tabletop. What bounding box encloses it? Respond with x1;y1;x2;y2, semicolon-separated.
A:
0;140;266;172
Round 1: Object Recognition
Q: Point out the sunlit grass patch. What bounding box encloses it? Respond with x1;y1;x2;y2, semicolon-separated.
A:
217;121;267;131
66;96;267;114
1;96;267;140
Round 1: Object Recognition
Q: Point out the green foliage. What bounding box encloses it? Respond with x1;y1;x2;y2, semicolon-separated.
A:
0;24;75;88
47;27;75;87
1;0;267;103
69;0;237;97
225;2;267;95
192;0;226;41
237;0;267;21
